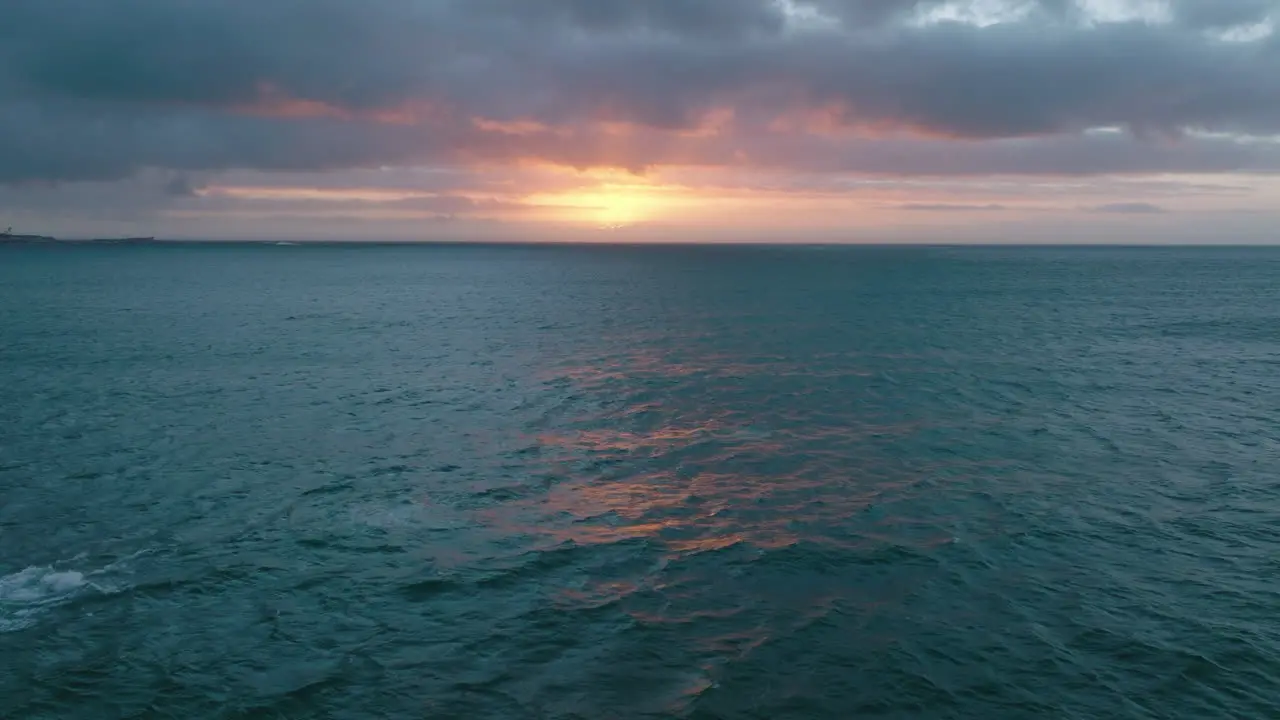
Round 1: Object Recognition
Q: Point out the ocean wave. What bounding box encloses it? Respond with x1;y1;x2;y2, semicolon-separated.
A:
0;555;137;633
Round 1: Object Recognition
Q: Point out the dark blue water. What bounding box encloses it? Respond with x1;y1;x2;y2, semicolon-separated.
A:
2;243;1278;719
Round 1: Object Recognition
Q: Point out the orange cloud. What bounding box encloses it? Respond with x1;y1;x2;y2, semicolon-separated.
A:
202;185;427;202
231;82;422;125
765;102;962;140
471;117;569;136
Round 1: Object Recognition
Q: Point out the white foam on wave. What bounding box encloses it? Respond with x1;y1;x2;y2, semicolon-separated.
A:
0;567;88;602
0;567;86;632
0;553;142;633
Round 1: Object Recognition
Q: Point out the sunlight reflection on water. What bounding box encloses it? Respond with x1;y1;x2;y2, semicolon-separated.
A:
4;245;1279;719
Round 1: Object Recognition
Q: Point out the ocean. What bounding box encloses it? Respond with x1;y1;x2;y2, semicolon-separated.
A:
1;243;1277;718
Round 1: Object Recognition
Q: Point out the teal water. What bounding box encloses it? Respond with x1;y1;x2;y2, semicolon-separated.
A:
1;244;1278;719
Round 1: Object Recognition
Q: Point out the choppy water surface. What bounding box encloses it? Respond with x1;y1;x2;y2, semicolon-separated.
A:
2;244;1278;719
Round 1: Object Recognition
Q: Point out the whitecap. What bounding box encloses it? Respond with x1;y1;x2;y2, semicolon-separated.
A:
1;566;85;600
0;567;86;632
0;555;139;633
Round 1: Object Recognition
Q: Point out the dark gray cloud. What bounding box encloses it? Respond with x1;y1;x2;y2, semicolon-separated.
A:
164;174;201;197
1171;0;1274;28
801;0;946;26
471;0;786;38
0;0;1278;183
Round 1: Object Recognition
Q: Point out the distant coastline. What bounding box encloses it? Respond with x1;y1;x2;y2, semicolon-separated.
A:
1;228;158;244
0;227;57;243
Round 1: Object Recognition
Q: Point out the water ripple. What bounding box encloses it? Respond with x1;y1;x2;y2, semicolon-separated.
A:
2;245;1279;718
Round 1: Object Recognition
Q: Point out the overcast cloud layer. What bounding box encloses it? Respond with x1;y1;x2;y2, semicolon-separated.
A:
1;0;1278;182
1;1;1278;240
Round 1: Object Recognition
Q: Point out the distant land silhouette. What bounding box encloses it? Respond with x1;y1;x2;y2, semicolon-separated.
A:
1;228;157;244
1;227;57;242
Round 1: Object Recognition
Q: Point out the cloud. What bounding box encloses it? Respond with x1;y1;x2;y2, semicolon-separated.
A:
1170;0;1274;28
163;174;201;197
1090;201;1169;214
894;202;1007;211
0;0;1277;185
191;187;533;217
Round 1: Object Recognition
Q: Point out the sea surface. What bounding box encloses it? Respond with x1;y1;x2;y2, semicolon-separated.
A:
1;243;1278;719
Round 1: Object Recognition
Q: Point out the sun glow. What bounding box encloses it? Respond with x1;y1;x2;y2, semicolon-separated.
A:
524;182;683;228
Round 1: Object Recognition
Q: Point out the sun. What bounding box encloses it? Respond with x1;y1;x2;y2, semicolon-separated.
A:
525;182;674;228
580;186;662;228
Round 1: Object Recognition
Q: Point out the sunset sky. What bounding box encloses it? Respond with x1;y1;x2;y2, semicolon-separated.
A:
2;0;1278;242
